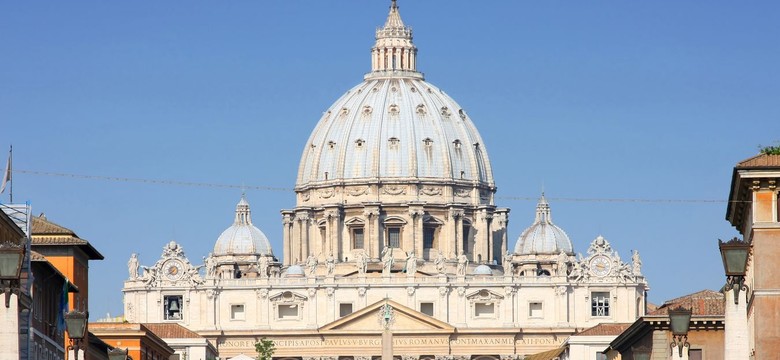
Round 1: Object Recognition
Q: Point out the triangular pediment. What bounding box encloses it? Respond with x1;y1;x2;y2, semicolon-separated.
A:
319;299;455;333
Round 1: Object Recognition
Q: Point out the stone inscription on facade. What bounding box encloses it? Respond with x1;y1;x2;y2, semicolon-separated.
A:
516;337;565;346
217;337;451;349
450;338;513;346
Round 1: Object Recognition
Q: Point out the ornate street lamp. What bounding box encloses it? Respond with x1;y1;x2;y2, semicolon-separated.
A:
0;240;25;308
719;237;750;305
668;306;692;358
64;310;88;358
107;347;129;360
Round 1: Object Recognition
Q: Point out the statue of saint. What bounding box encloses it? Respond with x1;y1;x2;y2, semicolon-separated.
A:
306;254;318;277
203;253;217;278
502;252;513;276
258;256;269;278
382;247;394;276
556;250;569;276
457;251;469;276
405;252;417;275
356;252;367;275
128;253;139;280
434;250;446;274
632;250;642;276
326;253;336;276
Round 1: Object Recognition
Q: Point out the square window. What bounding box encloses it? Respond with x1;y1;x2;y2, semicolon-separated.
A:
164;295;183;321
591;292;610;317
689;349;702;360
529;302;543;318
420;302;434;316
339;303;353;317
230;304;245;320
474;302;495;318
595;352;606;360
278;304;299;319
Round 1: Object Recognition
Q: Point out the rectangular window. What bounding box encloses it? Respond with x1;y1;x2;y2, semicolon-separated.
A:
339;303;353;317
423;227;435;249
388;228;401;248
595;352;607;360
420;302;434;316
164;295;183;320
230;304;245;320
462;225;471;254
474;303;495;318
529;302;543;318
352;228;364;249
278;304;299;319
591;292;610;317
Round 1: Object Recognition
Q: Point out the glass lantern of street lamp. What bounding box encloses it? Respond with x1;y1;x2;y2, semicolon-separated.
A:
0;240;25;308
718;237;750;304
631;345;651;360
668;306;692;357
108;347;129;360
0;241;24;280
64;310;88;340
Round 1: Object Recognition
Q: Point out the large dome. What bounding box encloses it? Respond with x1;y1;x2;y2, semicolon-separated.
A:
514;195;573;255
295;1;493;190
213;196;273;256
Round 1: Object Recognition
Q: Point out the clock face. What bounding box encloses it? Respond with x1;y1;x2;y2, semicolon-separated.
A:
590;256;611;277
163;260;184;281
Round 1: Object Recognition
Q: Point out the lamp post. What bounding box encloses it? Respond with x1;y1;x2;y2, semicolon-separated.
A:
668;306;692;358
0;240;24;308
64;310;88;360
108;347;129;360
719;237;750;305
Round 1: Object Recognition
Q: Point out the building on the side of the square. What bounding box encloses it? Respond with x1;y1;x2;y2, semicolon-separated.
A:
725;153;780;359
122;2;649;359
0;204;31;360
89;322;175;360
29;250;79;360
31;214;104;359
604;290;725;360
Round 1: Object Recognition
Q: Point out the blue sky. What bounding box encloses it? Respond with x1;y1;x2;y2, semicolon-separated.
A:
2;1;778;319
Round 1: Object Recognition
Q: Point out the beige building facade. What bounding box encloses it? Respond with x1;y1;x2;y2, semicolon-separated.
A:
725;153;780;359
122;2;649;359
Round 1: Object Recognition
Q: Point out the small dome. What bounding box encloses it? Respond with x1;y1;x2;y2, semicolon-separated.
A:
285;265;305;277
213;196;273;256
514;194;573;255
473;264;493;276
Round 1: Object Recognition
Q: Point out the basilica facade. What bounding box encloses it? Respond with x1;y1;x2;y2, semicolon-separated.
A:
122;2;648;359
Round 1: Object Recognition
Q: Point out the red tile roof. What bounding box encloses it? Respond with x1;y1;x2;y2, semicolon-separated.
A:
143;323;204;339
649;289;724;316
31;215;77;235
737;154;780;168
576;323;633;336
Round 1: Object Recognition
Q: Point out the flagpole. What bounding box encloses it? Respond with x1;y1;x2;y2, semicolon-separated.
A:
9;145;12;203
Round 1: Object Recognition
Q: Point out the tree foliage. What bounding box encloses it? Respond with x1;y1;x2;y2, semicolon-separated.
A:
255;337;276;360
759;142;780;155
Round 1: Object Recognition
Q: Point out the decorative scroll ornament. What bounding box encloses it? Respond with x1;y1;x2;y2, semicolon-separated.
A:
454;188;471;198
568;235;640;283
347;186;369;196
378;302;395;329
420;186;442;196
383;185;406;195
319;188;335;199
